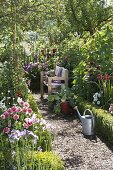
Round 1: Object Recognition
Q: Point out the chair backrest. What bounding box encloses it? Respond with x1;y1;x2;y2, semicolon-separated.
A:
61;68;68;78
55;66;68;79
55;66;63;77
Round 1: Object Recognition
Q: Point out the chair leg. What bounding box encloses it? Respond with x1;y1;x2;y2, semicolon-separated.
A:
48;85;52;95
40;85;44;98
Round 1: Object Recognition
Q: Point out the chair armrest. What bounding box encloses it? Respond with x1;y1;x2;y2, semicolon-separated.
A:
48;76;66;81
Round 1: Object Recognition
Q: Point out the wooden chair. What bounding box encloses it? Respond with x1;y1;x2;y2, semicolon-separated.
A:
40;66;68;98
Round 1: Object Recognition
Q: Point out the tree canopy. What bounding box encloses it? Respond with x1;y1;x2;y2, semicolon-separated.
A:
65;0;113;35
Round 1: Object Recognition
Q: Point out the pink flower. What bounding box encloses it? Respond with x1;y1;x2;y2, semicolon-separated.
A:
11;106;19;112
16;107;22;112
23;102;29;108
7;108;13;114
1;114;6;119
20;101;24;106
13;114;19;120
23;123;29;129
22;107;27;112
27;120;33;126
24;118;29;123
27;108;32;113
3;127;10;134
4;111;10;117
24;118;33;126
27;108;33;116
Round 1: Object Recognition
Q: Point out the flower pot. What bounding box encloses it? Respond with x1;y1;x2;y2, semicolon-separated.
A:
61;101;70;114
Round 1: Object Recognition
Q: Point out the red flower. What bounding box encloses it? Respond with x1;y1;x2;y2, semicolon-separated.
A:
104;74;110;81
97;74;102;80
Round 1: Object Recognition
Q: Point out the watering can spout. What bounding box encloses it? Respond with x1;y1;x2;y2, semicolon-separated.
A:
74;106;82;121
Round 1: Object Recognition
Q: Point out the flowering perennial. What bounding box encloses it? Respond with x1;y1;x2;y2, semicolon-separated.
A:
97;73;113;108
0;97;46;143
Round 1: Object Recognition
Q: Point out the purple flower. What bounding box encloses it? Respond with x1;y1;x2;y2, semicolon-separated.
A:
24;64;32;72
8;129;27;143
27;130;39;144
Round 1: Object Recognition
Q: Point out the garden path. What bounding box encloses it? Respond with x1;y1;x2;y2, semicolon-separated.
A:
33;93;113;170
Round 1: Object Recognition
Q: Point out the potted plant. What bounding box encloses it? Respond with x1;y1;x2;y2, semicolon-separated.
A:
47;86;76;115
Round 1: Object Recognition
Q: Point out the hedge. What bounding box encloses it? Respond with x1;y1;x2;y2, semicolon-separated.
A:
78;99;113;145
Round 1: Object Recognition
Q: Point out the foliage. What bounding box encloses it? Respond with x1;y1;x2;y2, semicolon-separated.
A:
26;93;42;117
73;60;98;101
65;0;113;35
24;62;41;92
47;86;76;114
86;23;113;73
73;23;113;103
0;60;29;106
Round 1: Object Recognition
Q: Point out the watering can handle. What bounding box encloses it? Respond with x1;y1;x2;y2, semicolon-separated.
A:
83;109;93;117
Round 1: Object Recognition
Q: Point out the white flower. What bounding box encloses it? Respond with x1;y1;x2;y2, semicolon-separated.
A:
93;97;98;102
93;92;98;98
97;101;100;105
4;61;7;64
17;97;22;103
98;93;101;98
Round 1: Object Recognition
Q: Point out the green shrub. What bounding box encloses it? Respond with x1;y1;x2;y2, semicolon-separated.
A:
28;151;65;170
78;98;113;144
72;23;113;103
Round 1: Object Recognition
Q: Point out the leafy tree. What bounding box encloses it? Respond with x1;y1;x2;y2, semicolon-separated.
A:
65;0;113;35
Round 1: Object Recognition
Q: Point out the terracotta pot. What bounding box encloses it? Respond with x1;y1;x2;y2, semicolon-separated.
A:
61;101;70;114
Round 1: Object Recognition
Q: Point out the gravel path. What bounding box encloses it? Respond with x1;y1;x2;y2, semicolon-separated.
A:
33;93;113;170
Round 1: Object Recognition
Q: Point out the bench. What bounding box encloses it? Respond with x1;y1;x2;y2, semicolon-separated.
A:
40;66;68;98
